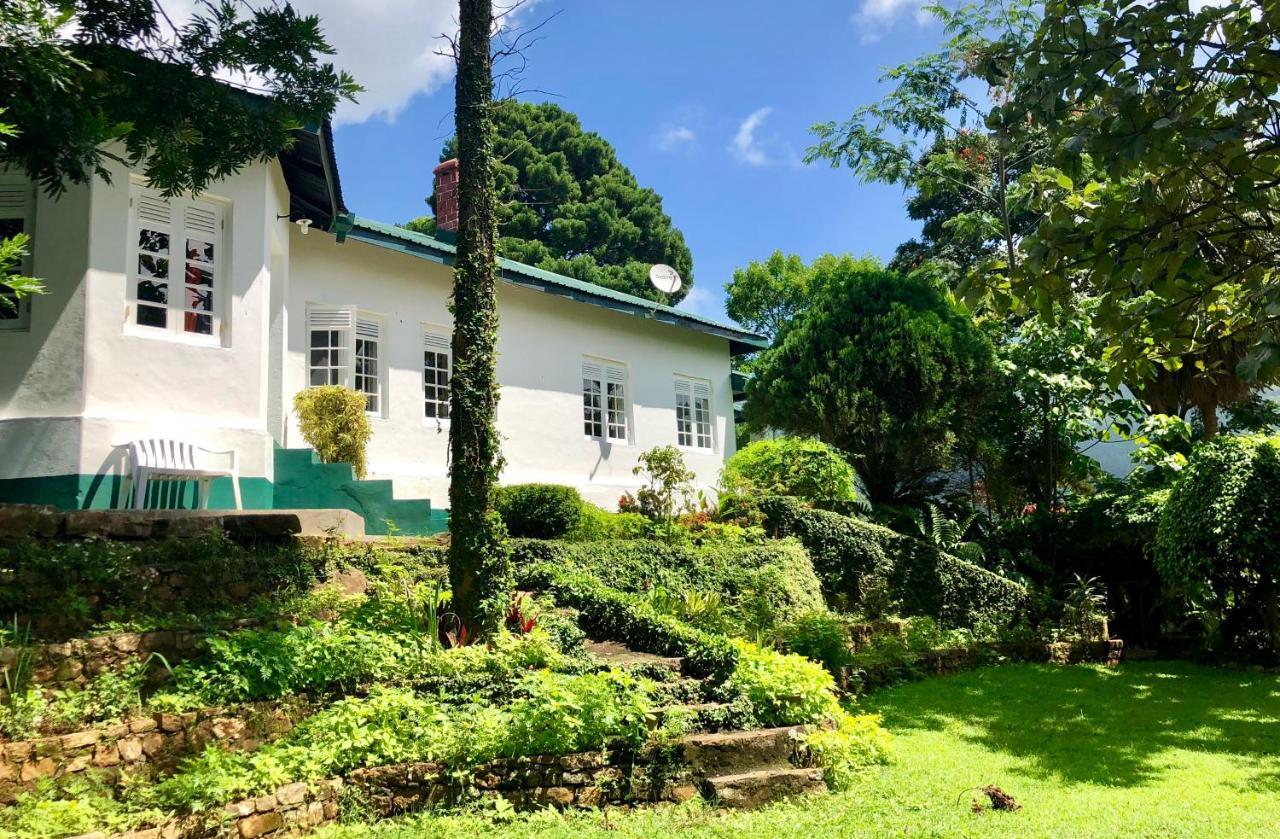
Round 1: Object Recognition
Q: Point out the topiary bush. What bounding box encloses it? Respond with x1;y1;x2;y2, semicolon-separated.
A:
567;505;653;541
510;538;825;627
293;385;373;479
1156;435;1280;660
494;484;584;539
721;437;861;504
760;496;1027;628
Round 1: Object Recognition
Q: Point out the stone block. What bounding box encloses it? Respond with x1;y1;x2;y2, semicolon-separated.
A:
34;737;64;758
103;723;130;739
237;811;283;839
276;781;307;805
20;757;57;781
158;714;184;733
225;799;256;818
112;634;141;653
0;504;62;539
5;742;32;762
92;744;120;768
118;737;144;762
141;732;167;757
130;717;158;734
61;730;102;750
64;755;92;774
255;793;277;812
576;786;603;808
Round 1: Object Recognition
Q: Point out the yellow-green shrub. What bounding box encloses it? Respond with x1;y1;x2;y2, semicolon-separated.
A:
293;386;372;479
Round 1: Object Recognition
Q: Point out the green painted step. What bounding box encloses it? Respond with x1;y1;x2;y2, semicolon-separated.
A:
272;448;447;537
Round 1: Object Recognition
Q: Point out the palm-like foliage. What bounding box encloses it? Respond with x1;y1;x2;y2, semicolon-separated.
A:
914;503;986;564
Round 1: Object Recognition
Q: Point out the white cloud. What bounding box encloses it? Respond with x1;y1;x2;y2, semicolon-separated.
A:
729;107;774;166
656;125;697;152
151;0;538;127
852;0;936;44
675;284;724;321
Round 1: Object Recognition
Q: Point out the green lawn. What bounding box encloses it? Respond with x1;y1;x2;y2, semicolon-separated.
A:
317;662;1280;838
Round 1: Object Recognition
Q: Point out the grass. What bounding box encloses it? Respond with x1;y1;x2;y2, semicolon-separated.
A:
315;662;1280;839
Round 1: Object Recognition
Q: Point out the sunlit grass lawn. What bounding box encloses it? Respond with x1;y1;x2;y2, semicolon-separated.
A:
317;662;1280;838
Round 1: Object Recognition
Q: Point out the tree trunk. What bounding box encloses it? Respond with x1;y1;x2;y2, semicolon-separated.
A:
1200;396;1220;438
448;0;510;635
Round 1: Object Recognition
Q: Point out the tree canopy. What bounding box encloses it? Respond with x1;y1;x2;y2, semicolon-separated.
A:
413;101;694;304
744;256;994;504
0;0;358;197
724;250;818;342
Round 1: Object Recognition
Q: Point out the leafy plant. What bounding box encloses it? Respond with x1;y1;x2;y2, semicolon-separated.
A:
293;386;373;478
780;611;853;676
722;640;842;728
721;438;862;506
631;446;697;538
912;503;986;565
494;484;584;540
1061;575;1109;641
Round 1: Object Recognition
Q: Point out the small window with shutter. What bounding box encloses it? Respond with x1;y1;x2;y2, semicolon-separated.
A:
675;376;714;451
423;327;451;422
128;183;225;340
306;306;386;416
583;357;629;442
0;177;35;331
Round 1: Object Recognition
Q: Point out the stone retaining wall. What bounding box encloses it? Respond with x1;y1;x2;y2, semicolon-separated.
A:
0;704;299;802
97;747;698;839
0;628;219;696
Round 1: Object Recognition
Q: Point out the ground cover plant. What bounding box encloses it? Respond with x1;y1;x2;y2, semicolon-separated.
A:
308;662;1280;839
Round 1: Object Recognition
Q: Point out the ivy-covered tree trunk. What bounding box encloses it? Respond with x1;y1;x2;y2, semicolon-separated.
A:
448;0;510;635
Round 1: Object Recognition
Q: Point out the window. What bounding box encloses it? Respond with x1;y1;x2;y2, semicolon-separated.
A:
583;359;628;441
675;376;713;450
423;329;451;421
129;185;224;339
354;318;382;414
306;305;385;416
0;178;34;331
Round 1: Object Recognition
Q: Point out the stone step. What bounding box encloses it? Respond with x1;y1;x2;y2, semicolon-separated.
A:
704;767;826;809
680;726;803;776
583;639;684;673
650;702;731;730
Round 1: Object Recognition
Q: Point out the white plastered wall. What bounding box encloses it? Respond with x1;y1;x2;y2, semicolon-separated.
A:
286;231;738;508
66;156;288;487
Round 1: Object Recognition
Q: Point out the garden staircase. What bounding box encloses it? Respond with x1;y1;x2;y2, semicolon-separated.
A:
272;448;448;536
584;638;828;810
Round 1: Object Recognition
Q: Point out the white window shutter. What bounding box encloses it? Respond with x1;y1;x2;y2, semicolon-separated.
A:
356;317;381;339
135;190;172;229
183;203;218;238
307;305;355;331
582;360;603;381
692;380;711;399
0;183;28;214
423;330;450;351
674;378;691;397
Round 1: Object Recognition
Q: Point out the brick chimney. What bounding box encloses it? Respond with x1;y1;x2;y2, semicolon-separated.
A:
433;158;460;233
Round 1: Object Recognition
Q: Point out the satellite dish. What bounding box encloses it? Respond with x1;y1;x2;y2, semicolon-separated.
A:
649;264;683;295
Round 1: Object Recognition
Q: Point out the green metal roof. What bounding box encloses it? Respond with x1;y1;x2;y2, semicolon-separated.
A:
345;216;769;356
279;123;767;357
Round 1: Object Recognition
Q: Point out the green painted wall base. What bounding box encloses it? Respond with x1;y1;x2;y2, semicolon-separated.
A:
0;455;447;538
0;474;272;511
272;448;448;536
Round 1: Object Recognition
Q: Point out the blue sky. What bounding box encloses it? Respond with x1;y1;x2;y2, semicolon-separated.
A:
325;0;947;325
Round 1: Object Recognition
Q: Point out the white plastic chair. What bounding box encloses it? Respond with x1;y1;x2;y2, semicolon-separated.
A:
119;439;242;510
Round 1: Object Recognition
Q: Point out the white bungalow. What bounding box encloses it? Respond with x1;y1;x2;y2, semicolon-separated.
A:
0;124;764;534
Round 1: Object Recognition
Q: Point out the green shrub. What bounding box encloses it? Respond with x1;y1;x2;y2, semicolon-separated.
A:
518;562;738;681
150;673;654;810
0;534;327;637
722;438;860;504
780;610;853;675
511;538;825;627
1156;435;1280;659
494;484;584;539
760;496;1027;628
800;710;893;790
567;505;653;541
722;640;840;727
293;385;372;479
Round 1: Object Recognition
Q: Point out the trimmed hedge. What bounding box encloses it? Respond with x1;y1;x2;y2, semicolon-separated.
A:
759;496;1027;628
517;561;739;681
510;538;825;623
494;484;584;539
0;534;328;637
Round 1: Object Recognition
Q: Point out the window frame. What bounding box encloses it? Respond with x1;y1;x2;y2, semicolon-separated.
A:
0;176;35;332
582;357;631;444
422;326;452;425
125;181;227;345
305;304;387;418
674;375;715;452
